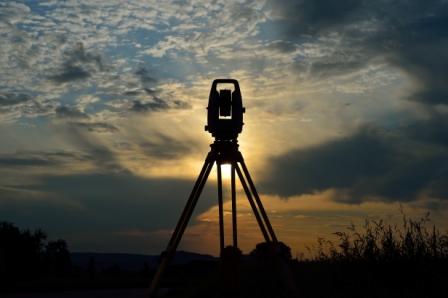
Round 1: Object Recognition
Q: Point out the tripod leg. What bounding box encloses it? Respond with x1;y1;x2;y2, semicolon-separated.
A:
148;154;215;298
231;162;237;247
239;159;278;242
170;156;214;254
168;153;213;249
217;162;225;254
235;163;271;242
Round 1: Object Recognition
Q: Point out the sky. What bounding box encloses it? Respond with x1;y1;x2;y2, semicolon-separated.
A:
1;0;447;257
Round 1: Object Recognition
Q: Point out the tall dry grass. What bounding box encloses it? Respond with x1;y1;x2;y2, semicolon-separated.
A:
312;211;448;263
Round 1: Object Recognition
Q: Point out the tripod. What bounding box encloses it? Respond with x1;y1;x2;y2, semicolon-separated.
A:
148;139;278;297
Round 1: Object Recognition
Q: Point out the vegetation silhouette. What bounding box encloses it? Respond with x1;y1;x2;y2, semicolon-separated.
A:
0;222;71;290
312;211;448;262
0;222;153;292
291;212;448;298
1;212;448;297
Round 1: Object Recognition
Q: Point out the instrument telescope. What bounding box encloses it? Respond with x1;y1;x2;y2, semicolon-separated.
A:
205;79;245;140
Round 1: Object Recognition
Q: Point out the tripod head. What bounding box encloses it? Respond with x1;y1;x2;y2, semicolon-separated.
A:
205;79;245;140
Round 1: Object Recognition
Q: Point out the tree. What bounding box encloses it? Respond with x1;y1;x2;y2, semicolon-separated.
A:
0;222;47;280
0;221;71;283
45;239;71;275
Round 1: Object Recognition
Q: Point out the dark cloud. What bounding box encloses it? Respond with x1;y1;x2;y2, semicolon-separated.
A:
71;122;119;133
271;0;448;106
144;88;157;95
140;133;195;159
0;156;53;167
49;65;91;83
50;91;108;127
65;126;123;172
0;94;56;119
123;88;158;97
272;0;364;34
403;115;448;147
310;57;366;78
123;90;141;96
0;172;216;252
266;40;297;53
126;65;190;113
49;42;103;83
0;151;88;167
261;0;448;203
171;99;191;109
131;98;168;112
0;92;32;106
262;126;448;202
21;99;56;116
135;66;157;85
131;97;191;113
379;12;448;106
55;106;89;119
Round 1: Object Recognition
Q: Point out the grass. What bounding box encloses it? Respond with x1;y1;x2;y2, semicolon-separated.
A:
287;211;448;298
311;210;448;263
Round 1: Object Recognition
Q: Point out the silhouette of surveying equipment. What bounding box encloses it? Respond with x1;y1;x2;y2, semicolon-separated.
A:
205;79;245;140
148;79;279;297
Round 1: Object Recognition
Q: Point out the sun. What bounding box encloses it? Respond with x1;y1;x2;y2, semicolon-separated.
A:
220;164;232;180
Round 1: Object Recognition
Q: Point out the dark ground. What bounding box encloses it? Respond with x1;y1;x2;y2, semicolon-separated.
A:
2;219;448;297
3;258;448;298
3;288;147;298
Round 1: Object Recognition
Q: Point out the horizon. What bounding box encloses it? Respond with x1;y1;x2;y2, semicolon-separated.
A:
1;0;448;258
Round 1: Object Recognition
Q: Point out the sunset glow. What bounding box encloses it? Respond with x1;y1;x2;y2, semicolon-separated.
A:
1;0;447;257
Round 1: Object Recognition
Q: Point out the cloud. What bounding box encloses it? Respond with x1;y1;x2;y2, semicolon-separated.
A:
55;106;89;119
266;40;297;53
0;156;53;167
404;114;448;148
55;106;118;133
270;0;364;34
61;125;124;172
262;125;448;202
0;92;32;106
258;0;448;204
135;66;157;85
0;150;88;168
48;42;103;83
71;122;119;133
131;97;191;113
0;171;216;252
0;93;57;122
270;0;448;107
131;98;169;112
49;65;90;83
378;11;448;106
143;0;267;60
140;133;195;159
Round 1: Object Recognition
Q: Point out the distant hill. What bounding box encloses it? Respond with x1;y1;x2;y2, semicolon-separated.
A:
71;251;217;271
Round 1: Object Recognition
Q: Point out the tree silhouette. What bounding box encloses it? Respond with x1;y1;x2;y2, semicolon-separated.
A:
0;222;47;281
45;239;71;275
0;221;71;285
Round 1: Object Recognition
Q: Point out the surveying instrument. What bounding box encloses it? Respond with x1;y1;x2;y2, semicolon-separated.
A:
148;79;280;297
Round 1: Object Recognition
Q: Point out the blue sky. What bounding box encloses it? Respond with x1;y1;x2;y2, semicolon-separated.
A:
1;0;447;256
